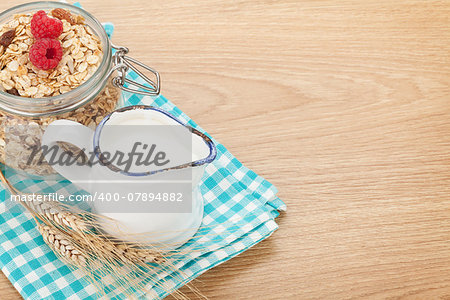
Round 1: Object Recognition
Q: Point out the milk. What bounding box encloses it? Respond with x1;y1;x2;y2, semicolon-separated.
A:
98;109;203;173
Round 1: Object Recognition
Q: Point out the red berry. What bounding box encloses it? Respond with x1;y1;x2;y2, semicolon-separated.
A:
29;38;63;70
31;10;63;39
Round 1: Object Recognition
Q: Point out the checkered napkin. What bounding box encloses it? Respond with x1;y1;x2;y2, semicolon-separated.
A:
0;18;285;300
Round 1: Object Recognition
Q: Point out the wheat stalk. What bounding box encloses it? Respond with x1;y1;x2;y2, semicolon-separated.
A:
28;199;166;266
34;208;165;266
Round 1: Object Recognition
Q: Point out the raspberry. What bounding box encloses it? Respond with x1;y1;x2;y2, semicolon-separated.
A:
31;10;63;39
29;38;63;70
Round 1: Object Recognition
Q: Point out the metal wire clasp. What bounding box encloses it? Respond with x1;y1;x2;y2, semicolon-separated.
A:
110;43;161;96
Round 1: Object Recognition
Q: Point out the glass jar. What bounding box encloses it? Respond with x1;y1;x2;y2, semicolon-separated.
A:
0;2;159;177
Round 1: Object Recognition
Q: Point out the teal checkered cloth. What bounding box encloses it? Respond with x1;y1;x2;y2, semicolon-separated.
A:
0;17;285;300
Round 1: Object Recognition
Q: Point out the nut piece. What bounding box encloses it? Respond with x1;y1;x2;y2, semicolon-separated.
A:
51;8;75;25
76;15;85;25
0;29;16;48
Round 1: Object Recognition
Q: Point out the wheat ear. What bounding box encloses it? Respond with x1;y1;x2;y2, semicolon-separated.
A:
0;169;88;231
28;200;87;231
38;223;87;266
114;243;165;264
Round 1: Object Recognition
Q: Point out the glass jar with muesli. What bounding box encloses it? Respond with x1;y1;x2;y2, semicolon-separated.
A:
0;2;159;178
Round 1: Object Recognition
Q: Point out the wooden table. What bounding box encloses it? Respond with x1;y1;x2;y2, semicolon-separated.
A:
1;0;450;299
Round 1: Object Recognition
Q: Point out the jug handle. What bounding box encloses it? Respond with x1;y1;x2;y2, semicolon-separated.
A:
41;120;94;191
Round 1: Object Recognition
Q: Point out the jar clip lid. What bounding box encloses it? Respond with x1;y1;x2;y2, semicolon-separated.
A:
110;43;161;96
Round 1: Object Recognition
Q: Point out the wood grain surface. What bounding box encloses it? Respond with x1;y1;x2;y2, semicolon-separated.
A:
1;0;450;299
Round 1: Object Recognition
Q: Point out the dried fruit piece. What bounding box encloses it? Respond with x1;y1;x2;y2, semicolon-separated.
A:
51;8;75;25
6;88;19;96
29;38;63;70
0;29;16;48
31;10;63;39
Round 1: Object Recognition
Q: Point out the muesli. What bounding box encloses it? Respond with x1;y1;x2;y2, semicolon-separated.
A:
0;9;102;97
0;9;120;175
